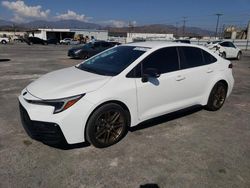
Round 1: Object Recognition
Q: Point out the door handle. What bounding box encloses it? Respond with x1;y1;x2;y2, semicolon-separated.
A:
206;69;214;73
175;75;186;81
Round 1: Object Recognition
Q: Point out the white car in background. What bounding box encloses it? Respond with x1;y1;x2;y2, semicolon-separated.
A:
207;41;242;60
19;42;234;148
60;38;79;45
0;37;9;44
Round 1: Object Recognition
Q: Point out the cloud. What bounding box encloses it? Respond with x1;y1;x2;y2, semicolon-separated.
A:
55;10;91;22
101;20;137;28
2;1;50;22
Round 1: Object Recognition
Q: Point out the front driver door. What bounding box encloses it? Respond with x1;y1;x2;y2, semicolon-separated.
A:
134;47;184;121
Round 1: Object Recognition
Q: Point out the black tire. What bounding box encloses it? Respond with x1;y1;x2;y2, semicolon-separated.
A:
205;82;227;111
86;103;129;148
237;51;242;60
1;40;7;44
221;52;226;59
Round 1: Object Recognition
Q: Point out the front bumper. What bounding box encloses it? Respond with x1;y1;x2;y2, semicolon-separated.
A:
19;103;66;145
18;90;95;144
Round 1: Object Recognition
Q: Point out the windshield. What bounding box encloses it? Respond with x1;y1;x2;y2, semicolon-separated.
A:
212;41;221;44
77;46;149;76
81;42;93;48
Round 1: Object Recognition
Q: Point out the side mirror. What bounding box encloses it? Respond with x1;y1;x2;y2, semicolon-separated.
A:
141;68;161;83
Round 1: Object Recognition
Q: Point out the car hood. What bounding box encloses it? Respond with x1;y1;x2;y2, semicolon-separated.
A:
27;67;111;100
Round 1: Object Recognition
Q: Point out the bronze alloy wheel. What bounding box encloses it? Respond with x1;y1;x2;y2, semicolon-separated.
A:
86;103;128;148
94;110;125;145
212;84;226;109
205;82;227;111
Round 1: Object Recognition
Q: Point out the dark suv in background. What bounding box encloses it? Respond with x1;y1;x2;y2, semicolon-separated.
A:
25;37;48;45
68;41;120;59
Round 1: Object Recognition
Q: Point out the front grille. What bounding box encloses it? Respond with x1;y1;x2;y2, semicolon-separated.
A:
19;103;67;145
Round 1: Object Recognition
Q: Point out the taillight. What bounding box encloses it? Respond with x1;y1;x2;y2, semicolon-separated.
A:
228;63;233;69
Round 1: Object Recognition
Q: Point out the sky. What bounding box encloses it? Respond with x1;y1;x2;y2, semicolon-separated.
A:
0;0;250;30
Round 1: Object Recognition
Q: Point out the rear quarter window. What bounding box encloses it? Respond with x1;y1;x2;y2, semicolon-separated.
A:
178;46;204;69
202;50;217;64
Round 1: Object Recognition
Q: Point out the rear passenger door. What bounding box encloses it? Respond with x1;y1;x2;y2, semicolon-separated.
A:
220;42;234;58
227;42;239;58
176;46;217;105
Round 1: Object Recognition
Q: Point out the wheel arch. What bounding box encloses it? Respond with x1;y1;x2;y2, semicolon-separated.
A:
84;100;132;141
203;79;229;105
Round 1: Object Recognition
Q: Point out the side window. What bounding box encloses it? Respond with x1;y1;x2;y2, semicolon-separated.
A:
220;42;229;47
126;63;141;78
228;42;236;48
202;50;217;64
178;47;204;69
142;47;179;74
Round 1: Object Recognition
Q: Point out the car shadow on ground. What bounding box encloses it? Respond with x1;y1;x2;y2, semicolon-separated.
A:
0;59;11;62
139;183;160;188
48;105;203;150
47;141;91;150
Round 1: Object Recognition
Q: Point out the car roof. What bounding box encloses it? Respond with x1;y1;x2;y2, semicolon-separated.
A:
123;41;202;50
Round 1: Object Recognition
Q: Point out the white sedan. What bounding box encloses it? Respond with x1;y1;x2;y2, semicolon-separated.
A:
208;41;242;60
60;38;79;45
19;42;234;148
0;37;9;44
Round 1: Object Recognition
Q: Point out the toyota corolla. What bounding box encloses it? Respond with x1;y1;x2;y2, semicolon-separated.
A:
19;42;234;148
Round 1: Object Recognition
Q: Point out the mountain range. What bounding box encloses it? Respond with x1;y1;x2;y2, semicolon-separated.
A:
0;19;214;37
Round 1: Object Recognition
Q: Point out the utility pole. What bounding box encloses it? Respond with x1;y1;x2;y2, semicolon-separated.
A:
175;22;179;38
221;24;225;38
215;13;223;39
128;21;134;38
182;17;187;38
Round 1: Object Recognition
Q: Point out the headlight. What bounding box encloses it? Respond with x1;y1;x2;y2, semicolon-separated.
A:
26;94;85;114
74;49;82;54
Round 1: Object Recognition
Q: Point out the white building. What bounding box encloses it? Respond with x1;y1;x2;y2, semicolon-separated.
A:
0;31;26;39
109;32;174;43
28;28;108;41
127;32;174;42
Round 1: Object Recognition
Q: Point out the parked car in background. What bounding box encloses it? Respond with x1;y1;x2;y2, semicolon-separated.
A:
60;38;80;45
68;41;120;59
26;37;48;45
19;42;234;148
47;38;59;45
173;39;191;44
207;41;242;60
0;37;9;44
205;40;222;48
60;38;71;45
13;37;25;43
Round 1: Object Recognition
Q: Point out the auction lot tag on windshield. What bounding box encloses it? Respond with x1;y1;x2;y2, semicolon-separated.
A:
133;47;149;51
